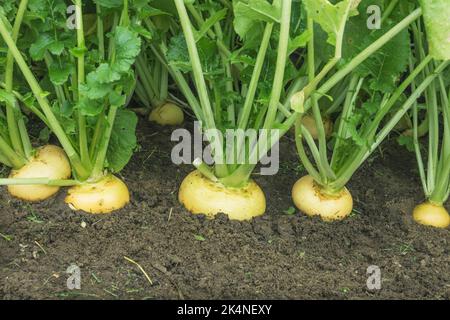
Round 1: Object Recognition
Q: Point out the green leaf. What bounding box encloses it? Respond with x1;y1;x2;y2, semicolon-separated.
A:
113;26;142;74
194;234;206;241
194;8;228;42
77;99;104;117
343;0;411;93
70;46;88;58
48;62;72;86
48;41;65;56
167;33;192;72
80;72;113;99
29;34;54;60
106;109;138;172
304;0;360;46
398;135;415;152
233;0;281;39
284;206;296;215
419;0;450;60
288;30;311;55
94;0;123;9
0;89;17;108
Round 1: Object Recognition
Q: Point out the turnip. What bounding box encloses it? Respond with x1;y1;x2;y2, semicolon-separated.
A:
290;0;448;221
0;0;141;213
0;0;71;201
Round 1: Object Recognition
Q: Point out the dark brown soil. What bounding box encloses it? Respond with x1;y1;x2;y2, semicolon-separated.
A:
0;119;449;300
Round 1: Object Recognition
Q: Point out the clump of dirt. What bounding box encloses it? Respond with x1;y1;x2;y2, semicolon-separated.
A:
0;119;449;300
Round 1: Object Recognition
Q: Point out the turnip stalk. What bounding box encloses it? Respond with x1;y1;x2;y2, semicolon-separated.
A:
0;20;88;179
74;0;91;170
136;52;184;126
0;0;71;201
409;69;450;228
4;0;28;158
291;3;441;221
171;0;294;219
0;1;140;212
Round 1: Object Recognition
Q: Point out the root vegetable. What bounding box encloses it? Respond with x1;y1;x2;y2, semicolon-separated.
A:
178;170;266;221
413;202;450;228
301;115;333;140
292;175;353;221
149;103;184;126
7;145;71;202
65;175;130;214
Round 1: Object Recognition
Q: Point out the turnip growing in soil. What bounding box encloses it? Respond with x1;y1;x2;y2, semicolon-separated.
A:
135;40;185;126
0;0;142;214
399;0;450;228
291;0;449;222
148;0;429;221
0;0;71;202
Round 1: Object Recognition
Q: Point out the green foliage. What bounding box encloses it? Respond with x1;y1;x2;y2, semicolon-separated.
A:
304;0;359;45
107;109;138;172
419;0;450;60
233;0;280;39
343;0;411;93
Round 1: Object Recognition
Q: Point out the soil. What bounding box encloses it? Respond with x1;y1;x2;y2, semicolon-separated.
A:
0;118;449;300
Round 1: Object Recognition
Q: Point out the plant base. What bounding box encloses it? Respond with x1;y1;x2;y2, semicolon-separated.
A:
413;202;450;228
292;175;353;221
8;145;71;202
301;115;333;140
65;174;130;214
178;170;266;221
149;103;184;126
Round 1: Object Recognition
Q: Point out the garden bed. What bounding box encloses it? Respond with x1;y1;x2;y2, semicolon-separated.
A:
0;118;449;300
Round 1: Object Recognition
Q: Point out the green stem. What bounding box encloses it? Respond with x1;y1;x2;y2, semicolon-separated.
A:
330;60;449;191
0;82;50;127
159;59;169;102
193;158;218;182
17;119;32;159
136;55;160;107
429;83;450;204
91;106;118;179
381;0;400;23
96;4;105;61
313;8;423;109
135;81;151;108
234;23;273;163
174;0;226;176
294;116;322;183
331;75;361;168
262;0;292;129
412;92;428;195
144;20;204;120
0;178;80;186
75;0;91;170
89;110;105;160
186;3;240;71
0;18;89;179
429;157;450;204
0;152;13;167
237;24;273;130
0;135;26;169
364;55;433;142
307;17;334;181
426;77;439;194
4;0;29;158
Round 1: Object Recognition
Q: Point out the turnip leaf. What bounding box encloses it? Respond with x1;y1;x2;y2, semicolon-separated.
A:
106;109;138;172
